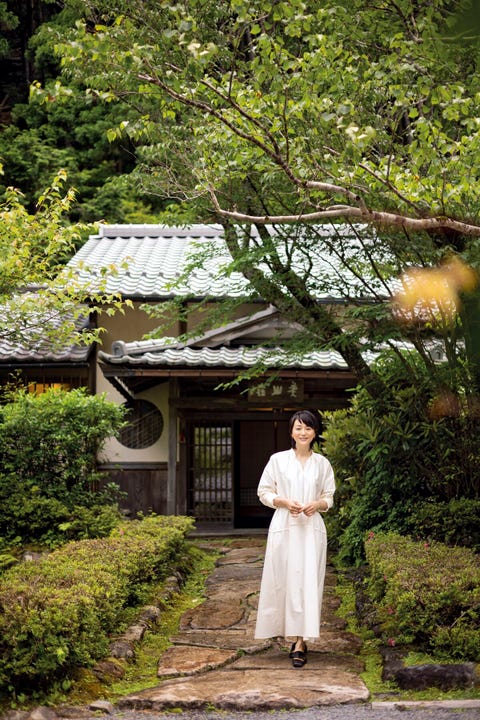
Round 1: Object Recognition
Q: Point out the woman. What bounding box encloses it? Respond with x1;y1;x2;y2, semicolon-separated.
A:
254;409;335;668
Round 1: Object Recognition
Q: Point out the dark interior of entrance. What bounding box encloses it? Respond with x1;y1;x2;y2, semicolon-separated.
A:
187;417;290;528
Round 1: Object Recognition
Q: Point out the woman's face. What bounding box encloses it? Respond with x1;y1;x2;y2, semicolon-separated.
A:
291;420;316;449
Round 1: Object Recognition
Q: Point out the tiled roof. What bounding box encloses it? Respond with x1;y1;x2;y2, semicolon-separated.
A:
0;303;93;364
98;343;355;369
69;224;247;298
0;336;92;364
69;223;392;300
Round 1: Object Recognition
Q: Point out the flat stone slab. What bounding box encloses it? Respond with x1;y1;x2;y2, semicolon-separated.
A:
216;547;265;565
206;564;263;584
205;579;260;600
170;630;272;653
308;631;363;655
180;599;245;629
230;651;365;675
118;667;369;710
157;646;238;677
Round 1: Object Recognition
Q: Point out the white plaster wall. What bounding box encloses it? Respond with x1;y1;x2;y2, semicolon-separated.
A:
97;366;170;464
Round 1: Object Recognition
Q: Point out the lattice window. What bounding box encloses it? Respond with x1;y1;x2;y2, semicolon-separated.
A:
118;399;163;450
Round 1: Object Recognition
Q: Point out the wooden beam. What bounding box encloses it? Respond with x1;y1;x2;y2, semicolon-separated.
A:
167;378;179;515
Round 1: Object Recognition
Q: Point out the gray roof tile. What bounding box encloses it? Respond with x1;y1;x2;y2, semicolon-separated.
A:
69;223;391;300
98;344;353;369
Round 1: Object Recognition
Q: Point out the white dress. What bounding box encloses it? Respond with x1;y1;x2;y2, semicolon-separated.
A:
254;448;335;641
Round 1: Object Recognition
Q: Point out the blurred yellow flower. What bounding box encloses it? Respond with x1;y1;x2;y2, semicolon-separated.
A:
394;256;478;322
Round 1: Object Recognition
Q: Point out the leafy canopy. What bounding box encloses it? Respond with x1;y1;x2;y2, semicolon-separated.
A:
32;0;480;395
50;0;480;234
0;168;130;348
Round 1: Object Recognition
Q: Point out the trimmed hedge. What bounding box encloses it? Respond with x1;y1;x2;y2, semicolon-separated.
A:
0;514;194;697
409;498;480;552
364;531;480;661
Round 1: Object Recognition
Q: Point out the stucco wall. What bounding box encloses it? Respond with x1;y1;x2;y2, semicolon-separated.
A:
97;365;170;464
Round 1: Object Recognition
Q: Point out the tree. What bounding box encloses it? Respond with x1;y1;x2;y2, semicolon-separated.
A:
0;168;128;348
42;0;479;392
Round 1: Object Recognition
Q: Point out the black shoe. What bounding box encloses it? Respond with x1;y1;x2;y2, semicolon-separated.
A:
291;649;307;668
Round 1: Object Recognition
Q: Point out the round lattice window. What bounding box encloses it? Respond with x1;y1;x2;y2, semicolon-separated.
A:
118;400;164;449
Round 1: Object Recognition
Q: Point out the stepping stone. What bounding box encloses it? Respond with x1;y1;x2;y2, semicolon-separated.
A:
216;547;265;565
231;650;365;674
118;667;369;711
308;630;363;655
158;646;238;677
170;629;272;653
180;599;245;629
206;564;263;584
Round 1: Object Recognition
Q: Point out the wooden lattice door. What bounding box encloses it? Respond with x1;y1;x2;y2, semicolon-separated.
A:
187;421;233;524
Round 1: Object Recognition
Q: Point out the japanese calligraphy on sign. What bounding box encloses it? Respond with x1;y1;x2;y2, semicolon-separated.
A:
247;379;304;403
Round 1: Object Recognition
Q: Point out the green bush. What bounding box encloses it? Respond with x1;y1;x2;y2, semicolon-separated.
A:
408;498;480;552
322;351;480;564
0;388;126;548
0;514;194;699
364;531;480;661
0;387;125;502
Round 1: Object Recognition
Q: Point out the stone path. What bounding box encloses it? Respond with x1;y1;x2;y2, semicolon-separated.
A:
117;538;369;711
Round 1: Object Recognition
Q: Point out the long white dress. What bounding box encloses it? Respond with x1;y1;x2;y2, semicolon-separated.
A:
254;448;335;641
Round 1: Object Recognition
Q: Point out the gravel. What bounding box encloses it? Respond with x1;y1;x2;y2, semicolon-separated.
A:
79;702;480;720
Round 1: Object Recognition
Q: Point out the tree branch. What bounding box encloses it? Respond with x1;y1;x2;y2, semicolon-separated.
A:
208;188;480;235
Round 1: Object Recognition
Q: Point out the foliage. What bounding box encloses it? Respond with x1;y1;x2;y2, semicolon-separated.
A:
0;514;194;701
409;498;480;552
364;532;480;662
47;0;480;231
0;387;126;548
23;0;476;401
0;170;130;348
321;350;480;565
0;0;169;220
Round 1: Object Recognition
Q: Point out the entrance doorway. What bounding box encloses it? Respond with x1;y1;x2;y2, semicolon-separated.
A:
234;418;289;527
186;416;290;528
186;421;233;524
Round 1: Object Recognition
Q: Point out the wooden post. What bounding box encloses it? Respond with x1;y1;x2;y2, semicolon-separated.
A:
167;378;178;515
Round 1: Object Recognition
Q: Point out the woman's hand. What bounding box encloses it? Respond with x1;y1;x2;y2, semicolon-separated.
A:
273;497;303;515
287;500;304;516
302;500;324;516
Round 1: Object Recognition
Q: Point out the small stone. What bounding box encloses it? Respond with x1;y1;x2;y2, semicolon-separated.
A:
122;623;146;642
3;711;29;720
29;707;57;720
88;700;114;715
139;605;161;624
109;639;135;659
92;658;126;682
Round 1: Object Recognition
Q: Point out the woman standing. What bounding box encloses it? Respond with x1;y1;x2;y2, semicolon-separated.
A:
254;409;335;668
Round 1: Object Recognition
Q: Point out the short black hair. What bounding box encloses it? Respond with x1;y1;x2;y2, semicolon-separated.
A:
289;410;320;449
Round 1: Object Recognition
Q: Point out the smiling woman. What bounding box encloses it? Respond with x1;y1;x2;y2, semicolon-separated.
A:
254;409;335;668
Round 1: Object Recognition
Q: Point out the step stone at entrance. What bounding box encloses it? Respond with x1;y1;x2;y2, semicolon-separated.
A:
118;667;370;711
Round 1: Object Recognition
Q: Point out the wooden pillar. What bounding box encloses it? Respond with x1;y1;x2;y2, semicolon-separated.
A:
167;378;178;515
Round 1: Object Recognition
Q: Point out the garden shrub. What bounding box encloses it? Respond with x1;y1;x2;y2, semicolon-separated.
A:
408;498;480;552
364;531;480;661
0;387;126;547
0;514;194;698
322;350;480;565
